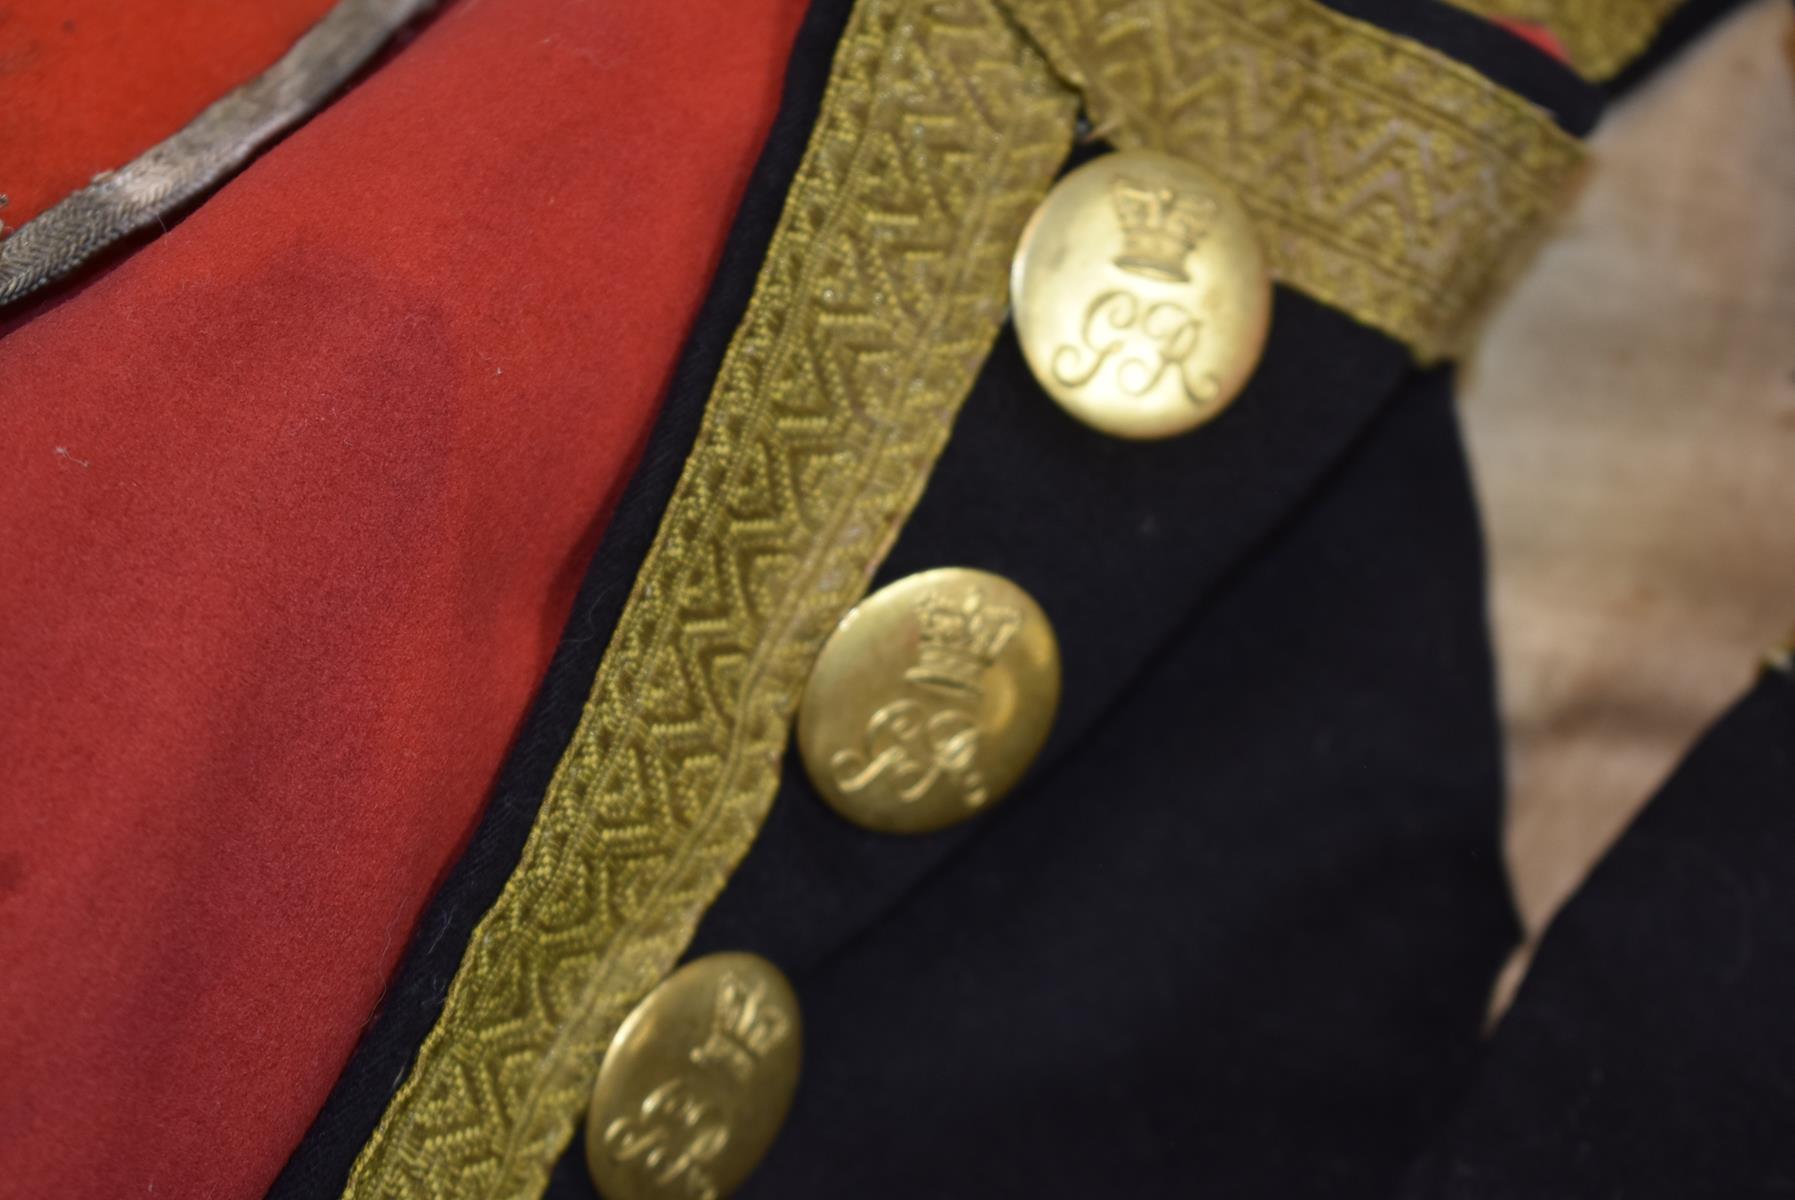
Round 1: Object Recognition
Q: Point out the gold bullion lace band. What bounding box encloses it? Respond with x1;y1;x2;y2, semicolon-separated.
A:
1001;0;1585;360
342;2;1078;1196
342;2;1582;1198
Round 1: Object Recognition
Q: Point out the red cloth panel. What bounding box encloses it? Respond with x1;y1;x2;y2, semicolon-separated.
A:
0;1;807;1197
0;0;340;228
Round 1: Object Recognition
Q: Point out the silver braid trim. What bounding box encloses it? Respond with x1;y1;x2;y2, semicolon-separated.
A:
0;0;434;309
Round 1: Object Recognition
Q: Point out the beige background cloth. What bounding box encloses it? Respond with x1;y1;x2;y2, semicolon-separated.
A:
1460;0;1795;996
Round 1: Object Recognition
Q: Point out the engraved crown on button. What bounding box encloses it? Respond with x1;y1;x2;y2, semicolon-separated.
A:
904;587;1021;697
1109;175;1218;283
690;971;791;1083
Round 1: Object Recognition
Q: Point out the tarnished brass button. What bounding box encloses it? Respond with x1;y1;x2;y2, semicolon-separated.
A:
797;568;1060;834
585;953;801;1200
1011;149;1272;439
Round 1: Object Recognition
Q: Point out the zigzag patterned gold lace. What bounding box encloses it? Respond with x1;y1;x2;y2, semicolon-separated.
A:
341;3;1077;1196
343;2;1580;1197
1003;0;1584;359
1445;0;1685;80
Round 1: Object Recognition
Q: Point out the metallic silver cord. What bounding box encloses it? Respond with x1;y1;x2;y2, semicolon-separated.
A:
0;0;433;309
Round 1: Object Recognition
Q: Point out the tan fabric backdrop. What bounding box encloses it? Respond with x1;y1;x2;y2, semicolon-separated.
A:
1460;0;1795;993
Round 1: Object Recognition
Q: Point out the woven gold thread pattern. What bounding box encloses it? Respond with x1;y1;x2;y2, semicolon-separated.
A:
342;2;1586;1197
1001;0;1585;359
340;2;1076;1197
1445;0;1684;80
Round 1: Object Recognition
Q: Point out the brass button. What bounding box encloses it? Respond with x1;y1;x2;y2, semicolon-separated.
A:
797;568;1060;834
585;953;801;1200
1011;149;1272;439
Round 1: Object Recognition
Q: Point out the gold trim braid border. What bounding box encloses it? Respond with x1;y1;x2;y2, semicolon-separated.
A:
1000;0;1584;360
1444;0;1686;81
342;2;1077;1196
342;2;1581;1197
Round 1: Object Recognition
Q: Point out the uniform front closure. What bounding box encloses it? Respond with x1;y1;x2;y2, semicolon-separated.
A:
340;2;1590;1196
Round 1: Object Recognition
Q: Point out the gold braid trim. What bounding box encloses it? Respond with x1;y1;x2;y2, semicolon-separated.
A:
1444;0;1685;80
999;0;1585;360
341;2;1076;1196
343;2;1581;1196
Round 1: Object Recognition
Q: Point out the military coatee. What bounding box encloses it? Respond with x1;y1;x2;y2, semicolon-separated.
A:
0;1;1790;1198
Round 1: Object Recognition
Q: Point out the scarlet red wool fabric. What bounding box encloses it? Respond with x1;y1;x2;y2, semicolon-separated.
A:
0;0;340;228
0;0;807;1196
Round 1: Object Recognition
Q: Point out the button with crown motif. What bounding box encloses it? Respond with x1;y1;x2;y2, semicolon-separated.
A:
1011;149;1272;439
797;568;1060;834
585;953;801;1200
